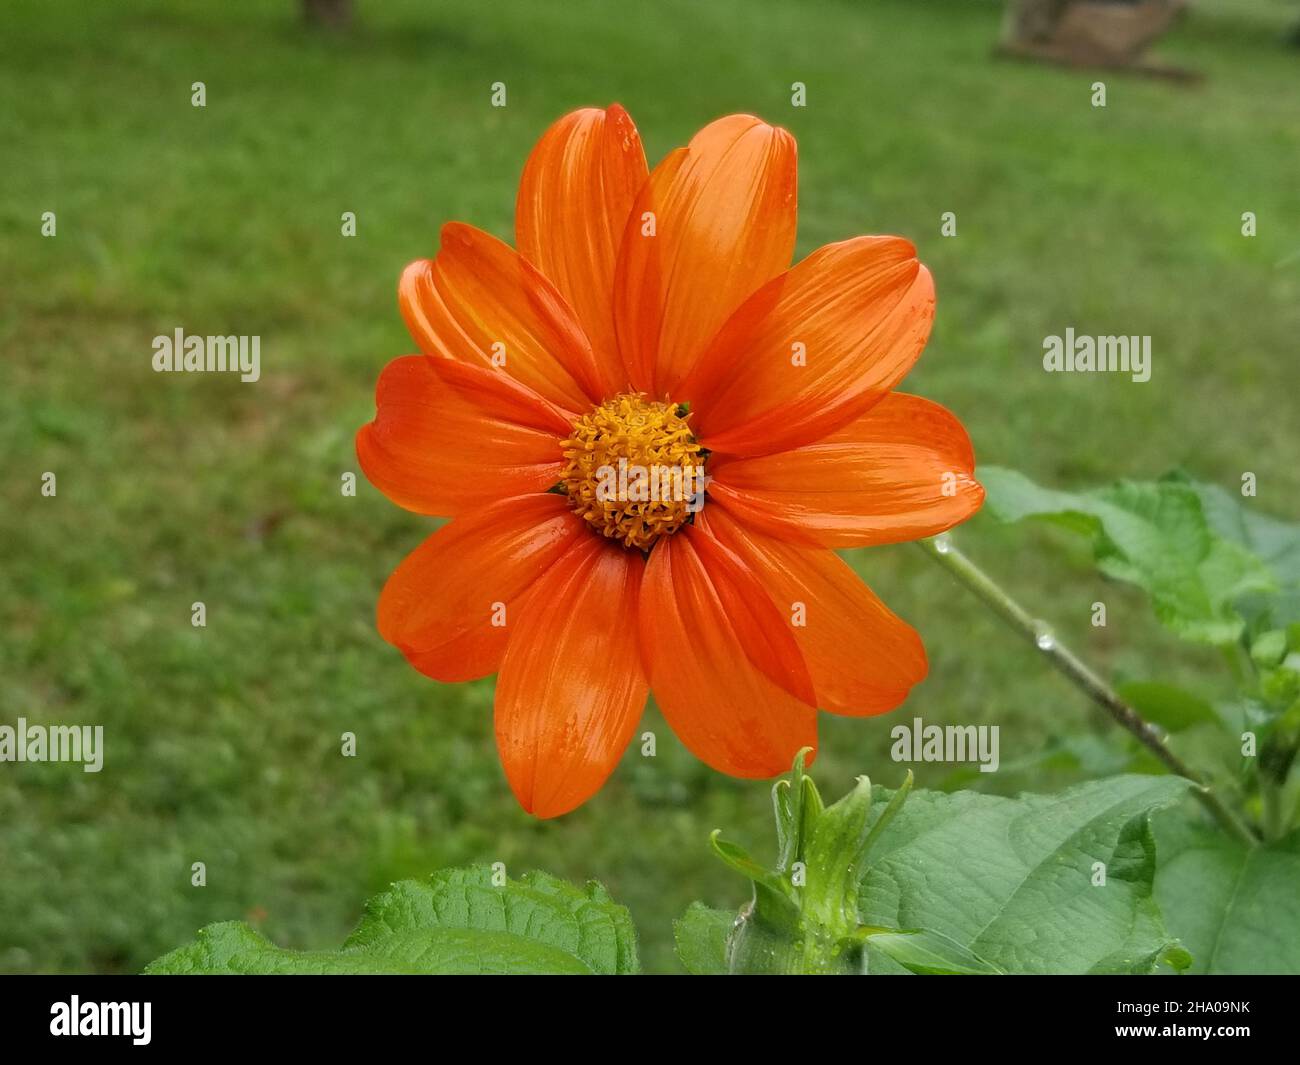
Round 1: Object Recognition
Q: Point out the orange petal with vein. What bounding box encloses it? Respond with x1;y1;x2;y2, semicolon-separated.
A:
702;505;927;716
613;115;797;397
495;537;647;818
425;352;577;437
378;494;585;682
640;527;817;778
356;356;564;517
398;224;606;410
516;105;647;396
687;237;935;458
709;393;983;548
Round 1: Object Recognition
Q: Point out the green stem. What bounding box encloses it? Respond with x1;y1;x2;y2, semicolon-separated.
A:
918;535;1258;847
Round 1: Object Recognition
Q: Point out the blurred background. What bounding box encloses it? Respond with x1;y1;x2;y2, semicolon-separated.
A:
2;0;1297;974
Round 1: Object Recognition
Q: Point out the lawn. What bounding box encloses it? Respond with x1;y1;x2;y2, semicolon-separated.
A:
2;0;1298;974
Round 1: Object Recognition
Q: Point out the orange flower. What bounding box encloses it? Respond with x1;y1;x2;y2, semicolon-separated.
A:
357;106;983;818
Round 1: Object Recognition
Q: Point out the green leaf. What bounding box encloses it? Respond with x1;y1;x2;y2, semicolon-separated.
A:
673;903;733;975
1154;808;1300;974
980;467;1275;645
1116;680;1219;733
858;774;1192;974
145;866;638;975
978;466;1104;534
1250;629;1288;668
1189;479;1300;592
862;928;1004;975
1089;942;1193;975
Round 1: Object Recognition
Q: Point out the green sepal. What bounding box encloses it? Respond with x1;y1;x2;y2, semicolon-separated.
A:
802;775;873;926
707;754;918;974
708;830;798;923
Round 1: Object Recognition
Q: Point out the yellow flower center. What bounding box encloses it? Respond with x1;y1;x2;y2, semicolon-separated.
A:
561;394;706;551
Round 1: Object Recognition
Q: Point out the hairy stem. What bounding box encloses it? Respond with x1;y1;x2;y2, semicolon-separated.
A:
918;535;1258;846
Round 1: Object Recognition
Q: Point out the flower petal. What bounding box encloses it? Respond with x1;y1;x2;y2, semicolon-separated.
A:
684;237;934;458
378;494;585;682
516;104;647;396
708;393;983;548
356;356;564;517
425;352;577;438
701;505;927;716
495;536;647;818
613;115;797;397
399;223;607;411
640;525;818;778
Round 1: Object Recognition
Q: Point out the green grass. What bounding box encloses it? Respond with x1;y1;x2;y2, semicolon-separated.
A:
2;0;1297;974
